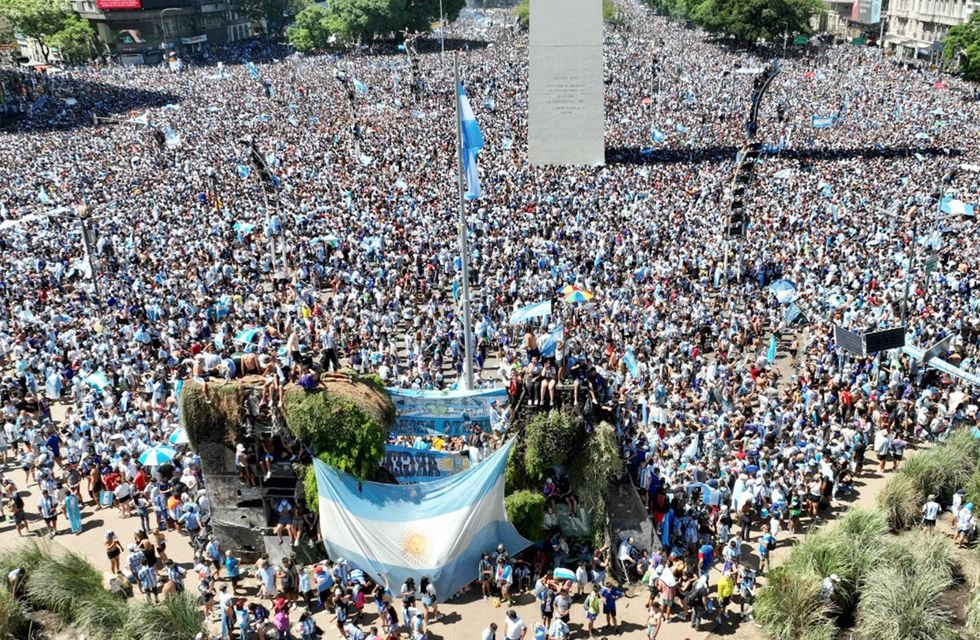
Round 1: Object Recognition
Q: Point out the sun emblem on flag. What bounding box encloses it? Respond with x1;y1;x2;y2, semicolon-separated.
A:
400;530;430;565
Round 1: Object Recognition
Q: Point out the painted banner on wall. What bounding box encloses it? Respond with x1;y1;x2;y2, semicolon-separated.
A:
388;387;507;437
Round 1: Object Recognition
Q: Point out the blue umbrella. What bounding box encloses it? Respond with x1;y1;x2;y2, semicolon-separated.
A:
86;372;110;394
553;567;576;581
168;428;190;445
768;279;797;304
139;445;177;467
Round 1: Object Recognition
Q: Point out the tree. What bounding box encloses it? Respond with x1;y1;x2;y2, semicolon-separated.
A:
670;0;822;44
289;0;463;48
47;13;94;64
515;0;622;29
0;0;94;63
240;0;310;36
287;4;333;52
944;11;980;81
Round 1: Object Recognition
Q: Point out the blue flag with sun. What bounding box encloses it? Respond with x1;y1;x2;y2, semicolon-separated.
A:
313;439;529;598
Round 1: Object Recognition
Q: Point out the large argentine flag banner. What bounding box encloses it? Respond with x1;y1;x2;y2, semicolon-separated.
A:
314;439;530;598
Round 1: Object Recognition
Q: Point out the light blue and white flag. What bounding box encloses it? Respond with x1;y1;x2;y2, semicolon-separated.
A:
458;82;484;200
812;115;835;128
128;111;150;125
767;334;777;364
38;187;50;204
233;327;263;344
623;350;639;378
539;325;563;358
353;78;368;95
236;164;251;179
650;128;666;143
940;196;975;217
508;299;551;325
247;62;260;81
162;126;181;148
314;439;530;598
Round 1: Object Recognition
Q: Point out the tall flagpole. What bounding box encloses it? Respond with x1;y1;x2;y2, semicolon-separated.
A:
454;53;475;391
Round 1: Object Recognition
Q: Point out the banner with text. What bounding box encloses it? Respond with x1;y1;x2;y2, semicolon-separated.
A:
383;445;471;483
388;387;507;437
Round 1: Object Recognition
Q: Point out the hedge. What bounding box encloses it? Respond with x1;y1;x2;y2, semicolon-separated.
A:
505;490;546;541
568;421;625;542
284;389;388;481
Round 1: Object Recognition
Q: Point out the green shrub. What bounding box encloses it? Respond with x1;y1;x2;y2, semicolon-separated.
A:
523;410;581;480
880;428;980;531
505;490;546;541
0;589;27;639
963;466;980;508
285;390;388;480
877;473;922;531
304;464;319;514
124;592;203;640
504;437;533;494
835;506;889;542
781;510;889;617
358;373;386;392
0;539;49;577
968;583;980;634
76;590;129;640
753;566;837;640
899;430;978;505
568;421;624;539
24;549;104;621
882;529;958;582
855;565;956;640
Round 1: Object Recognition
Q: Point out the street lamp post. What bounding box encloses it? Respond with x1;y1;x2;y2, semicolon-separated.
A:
439;0;445;59
159;7;182;51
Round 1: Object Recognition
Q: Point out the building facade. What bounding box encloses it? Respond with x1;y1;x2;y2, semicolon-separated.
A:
70;0;255;65
814;0;866;38
884;0;977;59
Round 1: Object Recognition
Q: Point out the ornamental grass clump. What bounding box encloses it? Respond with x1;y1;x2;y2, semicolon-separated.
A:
753;566;837;640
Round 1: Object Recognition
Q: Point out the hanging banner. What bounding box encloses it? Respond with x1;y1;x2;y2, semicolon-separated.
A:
851;0;881;24
383;445;471;483
314;440;530;599
388;387;506;437
97;0;142;8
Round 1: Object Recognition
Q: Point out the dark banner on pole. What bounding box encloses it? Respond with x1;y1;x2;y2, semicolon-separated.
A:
864;327;906;354
833;325;865;356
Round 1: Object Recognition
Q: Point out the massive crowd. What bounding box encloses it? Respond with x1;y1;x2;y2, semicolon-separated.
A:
0;0;978;636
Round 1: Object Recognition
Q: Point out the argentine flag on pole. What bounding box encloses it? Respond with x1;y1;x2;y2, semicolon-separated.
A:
313;439;529;598
458;82;484;200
